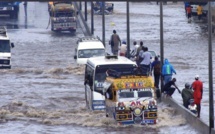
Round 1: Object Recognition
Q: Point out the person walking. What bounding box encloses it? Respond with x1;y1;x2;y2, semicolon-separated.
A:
192;75;203;118
119;41;127;56
181;83;193;108
139;47;152;76
136;41;144;66
163;78;181;96
130;41;139;60
110;30;121;55
162;58;176;85
186;5;192;23
197;5;203;22
151;56;161;88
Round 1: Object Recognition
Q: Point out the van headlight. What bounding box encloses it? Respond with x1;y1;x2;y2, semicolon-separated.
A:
133;108;142;116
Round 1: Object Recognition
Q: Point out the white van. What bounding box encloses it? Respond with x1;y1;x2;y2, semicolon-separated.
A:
74;37;105;65
0;26;14;69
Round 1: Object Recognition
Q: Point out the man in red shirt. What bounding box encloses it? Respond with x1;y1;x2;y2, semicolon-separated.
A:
186;5;192;22
192;75;203;118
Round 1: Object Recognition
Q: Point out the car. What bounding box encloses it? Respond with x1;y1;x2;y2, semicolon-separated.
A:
148;50;159;62
74;36;105;65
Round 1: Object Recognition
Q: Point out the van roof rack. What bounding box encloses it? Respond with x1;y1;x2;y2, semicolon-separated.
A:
77;36;101;43
105;55;118;59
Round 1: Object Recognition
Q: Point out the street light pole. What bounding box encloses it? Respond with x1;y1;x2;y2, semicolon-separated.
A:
160;1;164;96
126;1;130;58
102;2;105;46
208;2;214;133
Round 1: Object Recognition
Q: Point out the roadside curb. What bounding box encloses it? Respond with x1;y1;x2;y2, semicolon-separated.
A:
161;96;215;134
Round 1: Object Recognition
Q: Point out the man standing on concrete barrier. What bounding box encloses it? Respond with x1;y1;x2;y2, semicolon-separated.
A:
181;83;193;108
110;30;121;55
192;75;203;118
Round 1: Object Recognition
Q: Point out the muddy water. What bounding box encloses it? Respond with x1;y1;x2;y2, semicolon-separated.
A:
90;1;214;126
0;2;202;134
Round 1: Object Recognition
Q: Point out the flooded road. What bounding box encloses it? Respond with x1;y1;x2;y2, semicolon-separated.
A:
89;1;213;127
0;2;207;134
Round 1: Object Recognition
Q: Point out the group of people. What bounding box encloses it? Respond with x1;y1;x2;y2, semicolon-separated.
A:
185;3;203;22
181;75;203;118
109;29;203;118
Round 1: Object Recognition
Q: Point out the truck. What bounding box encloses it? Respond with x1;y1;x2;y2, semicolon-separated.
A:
0;2;21;19
0;26;15;69
93;2;114;15
49;1;77;32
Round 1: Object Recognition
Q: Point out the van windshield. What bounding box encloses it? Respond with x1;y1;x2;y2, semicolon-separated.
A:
55;12;74;17
0;40;10;52
118;90;153;100
78;49;105;58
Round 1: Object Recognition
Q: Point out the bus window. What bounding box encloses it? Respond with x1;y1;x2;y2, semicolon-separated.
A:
119;92;134;98
85;66;94;87
138;91;152;98
95;64;135;81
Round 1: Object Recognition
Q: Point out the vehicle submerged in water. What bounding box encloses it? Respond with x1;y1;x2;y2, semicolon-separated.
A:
103;70;158;125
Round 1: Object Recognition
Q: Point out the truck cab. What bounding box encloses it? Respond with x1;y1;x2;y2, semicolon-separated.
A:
50;2;77;32
104;74;158;125
0;2;20;19
0;27;14;69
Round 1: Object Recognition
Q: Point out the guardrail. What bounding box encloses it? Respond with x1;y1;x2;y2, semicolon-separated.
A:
74;2;91;36
162;96;215;134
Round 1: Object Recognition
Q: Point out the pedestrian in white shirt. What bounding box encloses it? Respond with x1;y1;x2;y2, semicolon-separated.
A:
139;47;152;76
130;41;139;59
119;41;127;56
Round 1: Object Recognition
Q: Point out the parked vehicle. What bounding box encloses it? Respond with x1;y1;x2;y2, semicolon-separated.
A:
84;55;137;110
0;26;15;69
49;1;77;32
103;71;158;125
148;50;159;62
0;2;21;19
74;36;105;65
93;2;114;15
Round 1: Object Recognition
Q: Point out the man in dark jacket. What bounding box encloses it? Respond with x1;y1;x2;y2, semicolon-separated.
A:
151;56;161;88
110;30;121;55
163;78;181;96
181;83;193;108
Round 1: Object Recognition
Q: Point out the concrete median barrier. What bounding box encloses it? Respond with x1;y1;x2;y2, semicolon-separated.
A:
162;95;215;134
74;2;91;36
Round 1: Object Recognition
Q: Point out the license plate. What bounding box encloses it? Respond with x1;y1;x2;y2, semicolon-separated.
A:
142;119;154;124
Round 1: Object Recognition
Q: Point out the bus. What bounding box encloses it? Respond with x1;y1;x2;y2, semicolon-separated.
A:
84;55;137;110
